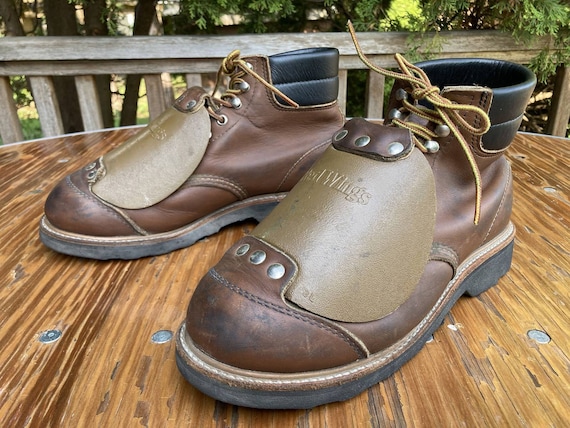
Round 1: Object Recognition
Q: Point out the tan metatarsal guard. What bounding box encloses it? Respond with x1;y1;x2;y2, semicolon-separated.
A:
255;121;436;323
91;90;211;209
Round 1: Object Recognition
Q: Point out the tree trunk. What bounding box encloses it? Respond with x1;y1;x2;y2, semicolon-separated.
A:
43;0;84;134
120;0;158;126
0;0;25;36
83;0;114;128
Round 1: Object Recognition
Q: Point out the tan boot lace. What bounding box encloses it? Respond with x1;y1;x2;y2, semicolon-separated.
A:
206;50;300;124
348;22;491;224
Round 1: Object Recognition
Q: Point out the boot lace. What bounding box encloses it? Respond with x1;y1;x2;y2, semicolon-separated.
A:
348;22;491;224
206;50;299;124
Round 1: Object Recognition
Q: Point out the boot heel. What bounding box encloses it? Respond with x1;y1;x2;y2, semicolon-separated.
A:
463;240;514;297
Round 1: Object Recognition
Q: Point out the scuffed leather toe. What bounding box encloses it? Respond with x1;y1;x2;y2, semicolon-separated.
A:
185;236;367;373
44;165;140;237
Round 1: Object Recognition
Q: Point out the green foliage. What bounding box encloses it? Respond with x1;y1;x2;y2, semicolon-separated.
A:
4;0;567;136
178;0;298;33
9;76;33;109
413;0;570;82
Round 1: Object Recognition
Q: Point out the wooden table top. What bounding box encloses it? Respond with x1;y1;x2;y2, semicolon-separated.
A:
0;129;568;427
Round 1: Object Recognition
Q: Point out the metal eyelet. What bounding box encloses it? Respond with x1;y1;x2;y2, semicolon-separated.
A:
87;170;97;180
387;141;405;155
333;129;348;142
85;162;97;171
216;115;228;126
267;263;285;279
234;81;250;92
354;136;371;147
388;108;403;120
435;124;450;137
424;140;440;153
395;88;408;101
249;250;266;265
235;244;250;256
230;97;242;109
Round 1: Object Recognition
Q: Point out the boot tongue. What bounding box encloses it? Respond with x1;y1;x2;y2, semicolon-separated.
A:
91;87;211;209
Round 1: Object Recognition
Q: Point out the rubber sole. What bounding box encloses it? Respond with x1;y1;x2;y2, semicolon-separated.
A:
39;194;285;260
175;223;515;409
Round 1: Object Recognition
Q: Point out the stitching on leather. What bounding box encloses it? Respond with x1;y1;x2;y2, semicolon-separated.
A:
181;224;515;388
277;138;331;191
187;175;248;199
483;162;511;242
65;175;141;233
209;268;367;358
430;242;459;276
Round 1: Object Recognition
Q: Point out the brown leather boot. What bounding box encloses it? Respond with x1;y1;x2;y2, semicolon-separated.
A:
175;53;536;408
40;48;343;259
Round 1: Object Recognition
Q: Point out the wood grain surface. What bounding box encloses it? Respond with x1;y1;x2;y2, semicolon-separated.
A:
0;129;568;427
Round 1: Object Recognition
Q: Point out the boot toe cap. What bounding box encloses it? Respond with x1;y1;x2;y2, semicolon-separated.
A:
184;237;367;373
44;170;139;237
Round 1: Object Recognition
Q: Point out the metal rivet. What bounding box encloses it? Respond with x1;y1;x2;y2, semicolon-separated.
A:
39;329;62;344
527;329;551;344
245;62;253;69
230;97;242;109
151;330;173;344
85;162;97;171
333;129;348;141
395;88;408;101
435;124;450;137
216;114;228;126
249;250;266;265
387;141;405;156
388;108;403;120
424;140;440;153
186;100;197;110
355;136;371;147
267;263;285;279
236;244;250;256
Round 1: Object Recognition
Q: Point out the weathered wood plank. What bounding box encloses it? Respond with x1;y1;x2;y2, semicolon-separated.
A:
338;69;348;115
143;74;169;120
75;75;105;131
0;76;23;144
365;72;385;119
0;49;548;76
0;30;552;62
28;76;64;137
545;65;570;137
0;30;565;144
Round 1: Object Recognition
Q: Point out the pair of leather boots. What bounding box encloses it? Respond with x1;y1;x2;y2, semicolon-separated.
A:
40;38;536;409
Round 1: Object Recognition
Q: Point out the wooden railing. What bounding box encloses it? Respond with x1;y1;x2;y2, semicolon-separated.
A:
0;30;568;144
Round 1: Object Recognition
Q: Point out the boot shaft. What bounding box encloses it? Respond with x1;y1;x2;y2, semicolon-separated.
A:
269;47;340;106
387;58;537;156
415;58;536;152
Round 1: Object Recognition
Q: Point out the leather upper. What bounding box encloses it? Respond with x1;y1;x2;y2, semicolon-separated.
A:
184;58;536;373
43;50;344;237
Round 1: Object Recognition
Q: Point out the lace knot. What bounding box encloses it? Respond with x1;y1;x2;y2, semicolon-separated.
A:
348;21;491;224
220;50;241;74
411;86;440;100
208;50;299;115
